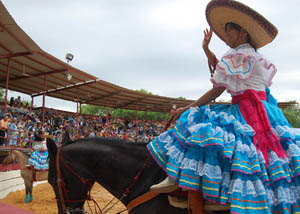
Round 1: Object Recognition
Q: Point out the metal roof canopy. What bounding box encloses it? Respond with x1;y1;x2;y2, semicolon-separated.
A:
0;2;296;114
0;2;195;113
31;79;195;112
0;2;96;95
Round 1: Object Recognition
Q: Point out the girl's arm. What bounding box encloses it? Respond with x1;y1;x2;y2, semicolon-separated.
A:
173;86;226;120
202;28;218;67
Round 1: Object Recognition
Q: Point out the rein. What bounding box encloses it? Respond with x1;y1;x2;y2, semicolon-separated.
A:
109;116;175;213
56;145;102;214
123;116;175;212
54;117;174;214
100;155;152;214
55;145;151;214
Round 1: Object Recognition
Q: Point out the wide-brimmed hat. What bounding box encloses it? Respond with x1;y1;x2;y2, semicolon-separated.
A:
206;0;278;48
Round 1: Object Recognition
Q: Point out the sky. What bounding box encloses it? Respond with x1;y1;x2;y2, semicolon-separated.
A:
2;0;300;112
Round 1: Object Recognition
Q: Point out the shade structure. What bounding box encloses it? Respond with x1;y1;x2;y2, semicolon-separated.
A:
0;1;194;113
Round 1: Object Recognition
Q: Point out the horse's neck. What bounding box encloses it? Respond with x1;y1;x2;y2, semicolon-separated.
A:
92;143;164;203
14;151;28;168
61;139;164;205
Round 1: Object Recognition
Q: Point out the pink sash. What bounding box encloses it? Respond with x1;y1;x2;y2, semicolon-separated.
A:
232;90;286;165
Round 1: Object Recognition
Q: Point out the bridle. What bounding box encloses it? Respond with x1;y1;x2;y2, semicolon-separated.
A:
55;145;98;214
54;118;173;214
54;145;153;214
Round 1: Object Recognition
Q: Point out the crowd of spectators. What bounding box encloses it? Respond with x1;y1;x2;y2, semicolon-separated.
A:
0;96;171;148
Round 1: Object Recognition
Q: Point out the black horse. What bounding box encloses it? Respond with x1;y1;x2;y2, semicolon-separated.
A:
47;137;188;214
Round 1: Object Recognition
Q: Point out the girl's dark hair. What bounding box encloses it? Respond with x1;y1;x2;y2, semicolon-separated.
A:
225;22;241;31
225;22;257;51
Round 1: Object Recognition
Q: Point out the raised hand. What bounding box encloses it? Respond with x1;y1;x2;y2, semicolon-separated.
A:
202;28;213;51
202;28;218;68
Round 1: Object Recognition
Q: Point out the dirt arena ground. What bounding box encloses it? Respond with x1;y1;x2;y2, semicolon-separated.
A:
0;183;128;214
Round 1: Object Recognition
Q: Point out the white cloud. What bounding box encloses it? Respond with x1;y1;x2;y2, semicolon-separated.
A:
149;0;207;30
2;0;300;110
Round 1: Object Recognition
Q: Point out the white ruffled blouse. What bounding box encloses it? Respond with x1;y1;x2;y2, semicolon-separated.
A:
211;43;277;96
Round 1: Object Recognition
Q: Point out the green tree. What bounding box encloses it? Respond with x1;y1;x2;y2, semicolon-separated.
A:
112;108;136;119
136;89;153;95
0;88;5;102
283;104;300;128
81;89;172;121
81;104;106;116
22;100;32;107
111;108;169;121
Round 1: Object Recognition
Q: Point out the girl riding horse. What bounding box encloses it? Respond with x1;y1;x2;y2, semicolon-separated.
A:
148;0;300;213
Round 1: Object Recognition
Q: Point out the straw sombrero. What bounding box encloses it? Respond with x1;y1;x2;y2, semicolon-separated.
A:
206;0;278;48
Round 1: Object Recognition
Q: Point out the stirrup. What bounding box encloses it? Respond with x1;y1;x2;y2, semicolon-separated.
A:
150;177;179;193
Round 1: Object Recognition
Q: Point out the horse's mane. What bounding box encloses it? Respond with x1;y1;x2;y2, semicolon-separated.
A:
57;137;153;175
62;136;147;148
13;149;30;157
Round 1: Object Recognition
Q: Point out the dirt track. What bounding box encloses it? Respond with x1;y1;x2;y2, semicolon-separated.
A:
0;183;128;214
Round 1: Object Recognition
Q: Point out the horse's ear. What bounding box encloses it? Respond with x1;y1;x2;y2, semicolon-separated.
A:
62;130;71;145
46;137;57;160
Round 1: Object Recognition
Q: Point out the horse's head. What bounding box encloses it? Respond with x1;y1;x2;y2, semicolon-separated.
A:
2;150;16;165
47;137;92;214
46;138;63;213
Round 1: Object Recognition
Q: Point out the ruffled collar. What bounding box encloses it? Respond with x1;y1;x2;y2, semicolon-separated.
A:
235;43;252;51
224;43;256;56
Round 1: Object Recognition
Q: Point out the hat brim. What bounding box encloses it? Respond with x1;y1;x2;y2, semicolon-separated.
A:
206;0;278;49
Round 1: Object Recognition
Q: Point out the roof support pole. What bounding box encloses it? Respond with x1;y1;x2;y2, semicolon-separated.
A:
146;111;148;121
164;110;166;122
135;103;138;142
31;96;34;110
106;107;109;122
76;88;79;138
42;74;46;128
105;107;109;138
4;58;10;113
80;103;82;114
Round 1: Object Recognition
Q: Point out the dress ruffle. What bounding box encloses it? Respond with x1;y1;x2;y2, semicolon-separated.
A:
211;44;277;95
28;151;49;170
147;96;300;214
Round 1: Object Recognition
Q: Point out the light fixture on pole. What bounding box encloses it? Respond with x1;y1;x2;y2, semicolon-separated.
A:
65;53;74;63
64;72;72;81
64;53;74;81
63;70;72;81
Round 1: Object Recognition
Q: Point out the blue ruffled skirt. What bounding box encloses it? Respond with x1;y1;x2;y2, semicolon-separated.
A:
28;151;49;170
147;94;300;214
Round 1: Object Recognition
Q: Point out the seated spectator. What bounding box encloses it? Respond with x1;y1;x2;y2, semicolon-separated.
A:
17;119;26;145
88;129;95;138
2;99;168;146
0;114;9;146
8;118;18;146
21;130;31;148
54;131;62;145
9;97;14;107
122;130;129;140
15;96;23;108
17;118;25;129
